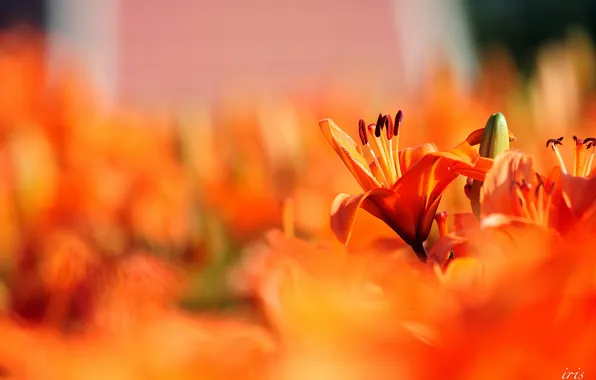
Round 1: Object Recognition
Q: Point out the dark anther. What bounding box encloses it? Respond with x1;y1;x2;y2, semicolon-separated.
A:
546;137;564;148
573;135;584;145
584;137;596;149
358;119;368;145
520;179;532;192
394;110;403;136
535;173;545;197
374;113;384;137
375;113;384;127
385;114;394;140
463;183;473;200
510;181;520;192
510;180;530;193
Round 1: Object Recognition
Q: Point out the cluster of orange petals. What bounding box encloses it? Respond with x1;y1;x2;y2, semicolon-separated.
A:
1;30;596;379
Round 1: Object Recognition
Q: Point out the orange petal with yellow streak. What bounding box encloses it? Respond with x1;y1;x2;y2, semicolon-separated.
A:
398;143;438;173
319;118;380;191
394;142;482;240
331;142;485;248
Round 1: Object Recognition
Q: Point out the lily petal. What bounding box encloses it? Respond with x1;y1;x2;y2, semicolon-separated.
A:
559;168;596;219
319;118;380;190
392;142;481;242
441;257;483;288
480;213;544;230
476;213;561;270
454;212;481;235
427;234;467;267
330;190;416;246
456;156;493;182
398;143;438;173
480;149;534;217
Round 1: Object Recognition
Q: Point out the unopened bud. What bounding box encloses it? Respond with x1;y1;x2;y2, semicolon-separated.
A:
470;112;511;216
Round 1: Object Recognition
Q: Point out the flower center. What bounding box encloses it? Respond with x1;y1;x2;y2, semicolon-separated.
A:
510;174;554;227
356;110;403;188
546;136;596;177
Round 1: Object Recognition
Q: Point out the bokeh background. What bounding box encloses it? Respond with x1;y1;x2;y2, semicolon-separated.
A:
1;0;595;322
1;1;596;378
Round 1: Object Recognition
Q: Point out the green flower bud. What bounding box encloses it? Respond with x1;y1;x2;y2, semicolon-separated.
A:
479;113;510;158
471;112;511;217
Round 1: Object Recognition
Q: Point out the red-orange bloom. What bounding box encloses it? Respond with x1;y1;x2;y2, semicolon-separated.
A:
320;112;490;261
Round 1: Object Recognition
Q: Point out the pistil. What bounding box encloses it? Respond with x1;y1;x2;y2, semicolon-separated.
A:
572;136;587;177
434;211;449;237
393;110;403;178
358;119;389;187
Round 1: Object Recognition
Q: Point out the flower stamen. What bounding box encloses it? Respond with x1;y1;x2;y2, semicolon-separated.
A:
383;114;398;183
572;136;587;177
535;174;545;224
366;123;391;187
545;135;596;178
341;110;409;189
511;181;533;221
375;114;397;183
546;137;568;174
358;119;368;146
582;137;596;177
510;176;554;227
393;110;403;178
358;119;388;187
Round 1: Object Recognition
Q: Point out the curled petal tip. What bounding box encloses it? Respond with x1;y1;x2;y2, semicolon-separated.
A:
318;118;332;127
330;193;360;246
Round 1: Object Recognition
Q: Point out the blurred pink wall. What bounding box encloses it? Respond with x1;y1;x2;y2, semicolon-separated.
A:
117;0;403;103
48;0;475;104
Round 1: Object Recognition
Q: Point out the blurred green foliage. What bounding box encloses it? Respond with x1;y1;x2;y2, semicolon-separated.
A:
465;0;596;74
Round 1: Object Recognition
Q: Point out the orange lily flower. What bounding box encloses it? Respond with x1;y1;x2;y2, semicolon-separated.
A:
429;142;596;280
478;136;596;233
479;149;560;229
427;149;562;271
319;111;490;261
544;136;596;230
